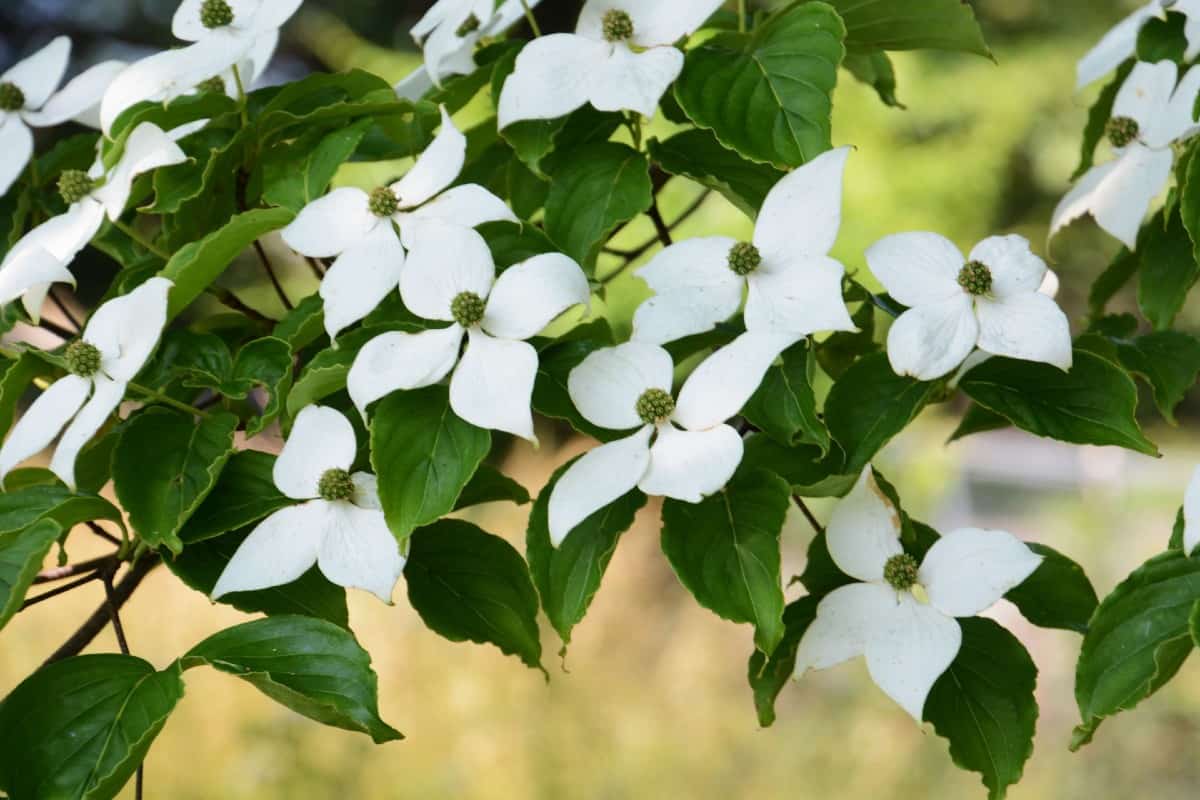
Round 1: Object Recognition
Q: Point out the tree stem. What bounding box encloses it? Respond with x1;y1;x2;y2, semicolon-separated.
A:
253;239;293;311
44;555;160;666
21;572;103;608
34;553;119;584
792;495;824;534
48;288;82;332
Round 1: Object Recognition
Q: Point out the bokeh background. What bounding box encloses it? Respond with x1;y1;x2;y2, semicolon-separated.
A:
4;1;1200;798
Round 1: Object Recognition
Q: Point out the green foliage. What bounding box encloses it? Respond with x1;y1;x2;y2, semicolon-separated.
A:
177;450;290;544
647;130;785;219
743;339;830;453
746;596;818;727
824;0;991;57
0;519;61;631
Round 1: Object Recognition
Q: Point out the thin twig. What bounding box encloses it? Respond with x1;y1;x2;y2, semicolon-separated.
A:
103;569;131;655
48;288;82;332
647;197;673;248
21;572;103;608
127;382;211;418
37;316;74;340
304;256;325;280
207;287;274;323
87;522;122;547
34;553;119;583
44;555;160;666
598;191;711;285
792;495;824;535
253;240;293;311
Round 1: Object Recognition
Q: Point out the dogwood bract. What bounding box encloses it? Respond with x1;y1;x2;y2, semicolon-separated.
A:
633;146;855;344
0;277;173;489
0;37;125;195
212;405;406;603
497;0;724;128
1076;0;1200;89
547;333;795;545
1052;60;1200;250
866;232;1072;381
347;226;588;441
282;107;516;339
793;467;1042;720
0;123;187;319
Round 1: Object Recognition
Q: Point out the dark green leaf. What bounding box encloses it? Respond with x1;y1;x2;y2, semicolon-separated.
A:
647;129;785;219
475;221;557;270
1139;209;1197;330
0;519;61;630
0;353;43;442
743;339;829;453
741;437;856;497
948;403;1011;442
1088;247;1137;317
825;0;991;56
747;596;818;727
532;320;622;442
1113;330;1200;424
455;464;530;510
178;450;290;545
1137;12;1187;62
261;118;373;212
0;484;124;537
842;50;903;107
1006;543;1099;634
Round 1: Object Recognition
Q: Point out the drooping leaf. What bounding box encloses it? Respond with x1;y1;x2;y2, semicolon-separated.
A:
0;484;124;537
261;118;373;212
0;519;62;631
1005;543;1099;634
842;50;903;107
746;596;818;727
455;464;530;510
741;437;856;497
743;339;830;453
1113;330;1200;424
825;0;991;57
178;450;290;545
1140;209;1198;330
1088;248;1138;317
647;129;785;219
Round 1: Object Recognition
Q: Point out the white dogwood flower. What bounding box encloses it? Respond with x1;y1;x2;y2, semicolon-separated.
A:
0;277;173;489
497;0;724;128
547;332;795;545
0;37;126;195
632;146;856;344
0;123;187;319
212;405;406;603
1052;60;1200;250
867;232;1072;381
793;467;1042;721
282;107;515;339
1076;1;1200;89
396;0;544;99
347;225;588;442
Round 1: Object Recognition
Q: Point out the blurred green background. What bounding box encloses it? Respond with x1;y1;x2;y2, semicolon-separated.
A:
5;1;1200;798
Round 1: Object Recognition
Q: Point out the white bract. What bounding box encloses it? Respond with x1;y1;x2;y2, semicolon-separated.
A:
99;0;300;133
0;37;126;195
867;232;1072;381
396;0;544;99
793;468;1042;721
1076;0;1200;89
633;146;856;344
0;123;187;320
282;107;516;339
1052;60;1200;250
547;333;794;545
1184;465;1200;555
0;277;173;489
497;0;723;128
212;405;406;603
347;226;588;442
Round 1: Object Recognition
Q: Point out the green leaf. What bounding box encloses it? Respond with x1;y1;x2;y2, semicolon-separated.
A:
531;320;622;442
675;2;845;168
178;450;291;544
182;615;400;742
842;50;903;108
273;294;325;351
1088;248;1137;316
947;402;1011;443
0;654;185;800
1075;61;1133;180
746;596;818;727
741;437;856;497
261;118;373;212
1137;12;1187;62
647;129;785;219
406;519;544;673
1072;550;1200;749
0;519;61;631
286;325;416;418
526;459;646;650
455;464;530;510
543;142;652;273
112;409;238;554
475;220;557;270
176;337;294;436
1140;209;1198;330
160;207;295;320
0;353;43;442
743;339;830;453
824;0;991;57
0;484;124;537
1113;330;1200;425
959;350;1158;456
1005;543;1099;634
924;618;1037;800
825;352;939;472
661;468;789;655
370;386;491;542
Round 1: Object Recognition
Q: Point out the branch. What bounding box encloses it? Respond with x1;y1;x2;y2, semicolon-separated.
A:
34;553;119;583
792;495;824;535
21;572;103;608
646;197;673;248
43;555;160;666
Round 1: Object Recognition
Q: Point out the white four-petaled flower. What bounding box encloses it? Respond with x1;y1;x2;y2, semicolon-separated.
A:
1076;0;1200;90
348;225;589;442
547;333;795;545
633;146;856;344
212;405;406;603
793;467;1042;721
1052;60;1200;250
497;0;724;128
0;277;174;489
282;107;516;339
867;232;1072;381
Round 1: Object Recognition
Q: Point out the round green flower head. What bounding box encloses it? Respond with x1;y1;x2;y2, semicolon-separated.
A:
957;260;992;296
636;388;675;425
57;170;95;205
451;291;486;327
602;9;634;42
65;341;102;378
200;0;234;28
368;186;399;218
0;82;24;112
883;553;919;591
318;468;355;502
196;76;226;95
727;241;762;276
456;14;481;37
1106;115;1139;149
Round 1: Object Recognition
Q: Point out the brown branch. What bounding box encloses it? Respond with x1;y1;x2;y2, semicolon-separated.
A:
252;240;294;311
304;256;326;280
34;553;119;583
22;572;103;608
602;191;711;262
792;495;823;535
647;197;673;248
48;288;82;332
206;287;274;323
37;316;74;340
43;555;160;666
86;521;122;547
103;568;132;655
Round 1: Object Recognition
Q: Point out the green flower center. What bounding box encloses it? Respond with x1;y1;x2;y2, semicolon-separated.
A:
456;14;481;37
957;260;992;296
602;9;634;42
1106;115;1139;149
0;81;25;111
727;241;762;276
451;291;486;327
200;0;234;28
196;75;226;94
57;170;95;205
65;341;102;378
368;185;399;217
318;468;355;502
635;388;675;425
883;553;920;591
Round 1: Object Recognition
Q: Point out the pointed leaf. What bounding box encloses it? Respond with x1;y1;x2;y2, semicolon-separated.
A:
0;518;61;630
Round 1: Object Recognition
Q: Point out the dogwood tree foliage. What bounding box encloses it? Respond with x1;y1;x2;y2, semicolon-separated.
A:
0;1;1197;798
